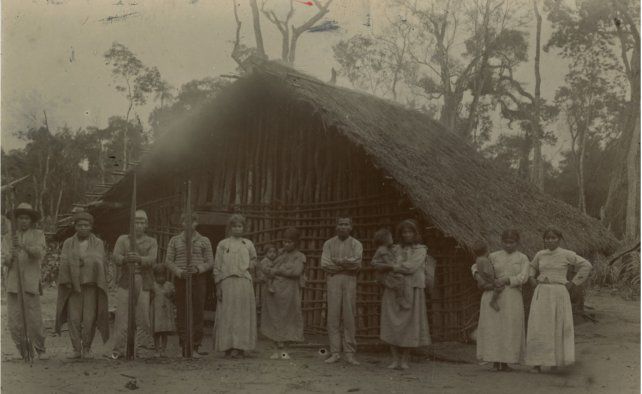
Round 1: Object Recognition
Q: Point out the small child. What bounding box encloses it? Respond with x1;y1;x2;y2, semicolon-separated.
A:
152;264;176;357
371;228;410;310
473;241;501;312
258;244;279;294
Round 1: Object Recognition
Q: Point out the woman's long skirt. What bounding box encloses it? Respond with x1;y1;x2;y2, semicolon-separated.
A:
260;277;304;343
525;284;575;366
380;287;431;348
214;277;257;352
476;287;525;363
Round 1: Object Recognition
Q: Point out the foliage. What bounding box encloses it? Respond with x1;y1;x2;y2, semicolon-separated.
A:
149;77;231;139
104;43;167;110
41;242;60;287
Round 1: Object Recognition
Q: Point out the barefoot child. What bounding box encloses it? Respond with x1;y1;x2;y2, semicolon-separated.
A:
152;265;175;357
473;241;501;312
371;228;409;309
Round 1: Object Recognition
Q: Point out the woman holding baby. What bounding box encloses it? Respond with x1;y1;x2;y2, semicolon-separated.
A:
472;229;530;372
372;219;431;370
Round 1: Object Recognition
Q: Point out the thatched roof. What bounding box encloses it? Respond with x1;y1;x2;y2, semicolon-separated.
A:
83;58;619;257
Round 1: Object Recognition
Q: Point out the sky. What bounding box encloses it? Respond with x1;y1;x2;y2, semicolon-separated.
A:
1;0;570;161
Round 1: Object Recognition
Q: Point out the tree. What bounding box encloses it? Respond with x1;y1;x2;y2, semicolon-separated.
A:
554;47;626;213
332;20;417;102
546;0;638;239
104;42;163;170
489;0;550;189
260;0;333;65
333;0;528;146
149;77;231;139
405;0;525;140
546;137;619;219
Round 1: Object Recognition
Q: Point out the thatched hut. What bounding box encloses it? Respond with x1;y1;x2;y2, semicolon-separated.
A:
63;59;618;341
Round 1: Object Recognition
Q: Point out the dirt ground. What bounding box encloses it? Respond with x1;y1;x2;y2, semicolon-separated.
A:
0;287;639;394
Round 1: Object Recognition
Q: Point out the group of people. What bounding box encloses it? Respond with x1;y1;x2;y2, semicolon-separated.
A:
472;228;592;373
1;201;591;373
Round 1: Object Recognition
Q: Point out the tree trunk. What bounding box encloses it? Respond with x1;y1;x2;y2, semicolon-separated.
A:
605;6;640;240
288;34;298;65
249;0;266;57
464;0;491;145
625;109;640;241
39;150;51;217
53;188;63;227
99;138;106;184
123;101;133;171
530;0;544;190
440;95;458;133
281;28;290;64
577;126;587;213
32;176;39;211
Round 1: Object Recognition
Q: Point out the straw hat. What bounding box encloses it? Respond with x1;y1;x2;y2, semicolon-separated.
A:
11;202;41;222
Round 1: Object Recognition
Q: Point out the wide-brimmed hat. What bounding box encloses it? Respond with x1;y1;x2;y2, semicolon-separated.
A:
11;202;41;222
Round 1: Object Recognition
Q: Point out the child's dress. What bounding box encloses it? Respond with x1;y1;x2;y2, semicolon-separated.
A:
152;282;176;334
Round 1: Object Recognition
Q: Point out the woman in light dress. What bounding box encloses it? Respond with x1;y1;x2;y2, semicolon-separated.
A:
377;219;431;370
472;229;530;372
525;226;592;372
213;214;257;358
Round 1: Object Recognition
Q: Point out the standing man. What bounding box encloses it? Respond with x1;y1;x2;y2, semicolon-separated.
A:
321;217;363;366
108;210;158;359
1;203;48;360
165;212;214;357
55;212;110;359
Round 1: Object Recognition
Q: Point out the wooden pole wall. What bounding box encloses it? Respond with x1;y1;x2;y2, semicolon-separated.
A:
113;102;479;342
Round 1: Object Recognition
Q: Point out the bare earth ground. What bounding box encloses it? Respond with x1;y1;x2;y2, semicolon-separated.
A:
1;288;639;394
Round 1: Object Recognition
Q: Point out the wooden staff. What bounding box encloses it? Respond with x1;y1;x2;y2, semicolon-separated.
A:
8;189;34;363
184;180;194;358
126;173;137;360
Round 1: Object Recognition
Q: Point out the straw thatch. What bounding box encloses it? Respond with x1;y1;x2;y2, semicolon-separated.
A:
90;58;618;257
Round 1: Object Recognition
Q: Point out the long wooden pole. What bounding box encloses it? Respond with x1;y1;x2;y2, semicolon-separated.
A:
184;179;194;357
9;189;34;363
126;173;137;360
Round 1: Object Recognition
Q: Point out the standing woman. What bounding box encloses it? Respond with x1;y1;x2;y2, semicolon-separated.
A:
55;212;110;359
213;214;257;358
378;219;431;370
259;227;306;359
472;230;530;371
525;226;592;372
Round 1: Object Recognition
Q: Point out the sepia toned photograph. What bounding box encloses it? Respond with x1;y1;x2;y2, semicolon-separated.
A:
0;0;639;393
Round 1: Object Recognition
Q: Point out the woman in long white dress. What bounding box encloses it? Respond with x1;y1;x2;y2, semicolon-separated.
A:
525;226;592;372
472;229;530;371
213;214;257;358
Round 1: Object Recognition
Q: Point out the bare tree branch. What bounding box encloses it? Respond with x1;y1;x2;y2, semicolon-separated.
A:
231;0;244;66
498;75;535;102
289;0;333;64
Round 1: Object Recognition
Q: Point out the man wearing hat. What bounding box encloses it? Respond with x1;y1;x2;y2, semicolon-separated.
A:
1;203;48;360
108;209;158;359
55;211;110;359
